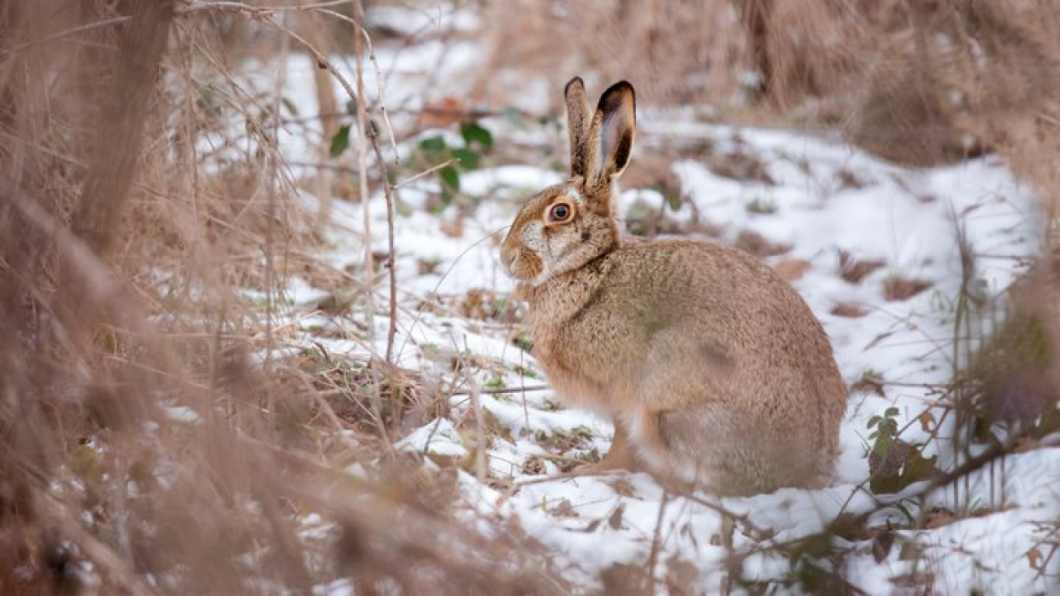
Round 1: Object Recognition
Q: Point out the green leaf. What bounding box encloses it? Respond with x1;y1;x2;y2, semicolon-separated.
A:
281;97;299;116
439;165;460;193
871;434;893;459
419;135;447;153
460;121;493;151
880;419;898;436
485;378;506;389
329;124;351;158
664;191;682;211
451;147;479;169
867;415;881;429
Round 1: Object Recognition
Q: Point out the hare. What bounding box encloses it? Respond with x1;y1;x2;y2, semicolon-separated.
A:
500;78;848;495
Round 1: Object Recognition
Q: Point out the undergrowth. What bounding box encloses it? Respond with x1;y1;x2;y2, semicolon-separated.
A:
0;0;1057;594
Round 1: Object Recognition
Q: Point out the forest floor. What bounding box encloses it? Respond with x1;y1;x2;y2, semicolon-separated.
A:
178;6;1059;593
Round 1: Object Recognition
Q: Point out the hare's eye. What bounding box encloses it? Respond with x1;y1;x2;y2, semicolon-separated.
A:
548;203;572;223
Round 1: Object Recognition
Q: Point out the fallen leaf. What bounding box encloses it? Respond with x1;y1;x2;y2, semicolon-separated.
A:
774;258;811;281
923;507;955;529
831;302;868;318
608;504;625;530
884;276;932;301
872;532;895;563
838;250;886;283
735;230;791;257
521;455;546;476
549;498;577;519
1027;547;1043;570
918;411;935;433
418;96;465;128
439;215;465;238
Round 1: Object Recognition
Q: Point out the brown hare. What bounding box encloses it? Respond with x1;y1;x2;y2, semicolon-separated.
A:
500;77;848;495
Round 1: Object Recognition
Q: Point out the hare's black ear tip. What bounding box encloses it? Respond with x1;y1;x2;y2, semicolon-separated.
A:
604;80;635;99
598;80;636;112
564;76;585;96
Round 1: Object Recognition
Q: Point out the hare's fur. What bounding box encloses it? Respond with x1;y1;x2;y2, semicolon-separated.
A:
501;78;847;495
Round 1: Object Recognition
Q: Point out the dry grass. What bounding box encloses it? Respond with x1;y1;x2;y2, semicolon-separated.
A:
482;0;1060;590
0;1;566;593
1;0;1058;592
482;0;1060;383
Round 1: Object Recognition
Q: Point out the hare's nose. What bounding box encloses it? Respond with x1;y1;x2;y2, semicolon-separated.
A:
501;246;518;271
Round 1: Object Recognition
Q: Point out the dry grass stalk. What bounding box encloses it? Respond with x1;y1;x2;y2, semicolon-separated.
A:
0;1;571;592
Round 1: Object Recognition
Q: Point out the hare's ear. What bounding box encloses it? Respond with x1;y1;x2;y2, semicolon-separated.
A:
564;77;597;179
594;81;636;182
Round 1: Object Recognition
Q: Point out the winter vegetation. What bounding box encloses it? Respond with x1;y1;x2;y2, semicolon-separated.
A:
1;1;1058;594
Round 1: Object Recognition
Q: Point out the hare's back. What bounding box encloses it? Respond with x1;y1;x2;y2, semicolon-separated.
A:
605;240;837;376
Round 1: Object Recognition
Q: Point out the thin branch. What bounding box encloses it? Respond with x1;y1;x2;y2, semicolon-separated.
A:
364;123;400;364
450;383;550;397
393;158;458;190
176;0;354;15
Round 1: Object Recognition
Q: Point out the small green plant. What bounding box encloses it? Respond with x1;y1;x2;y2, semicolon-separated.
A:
745;196;777;214
867;407;900;459
409;120;494;211
851;368;885;396
514;365;537;378
327;114;494;211
866;406;940;494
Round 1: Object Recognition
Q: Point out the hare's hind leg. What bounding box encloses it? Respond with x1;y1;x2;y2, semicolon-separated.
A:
654;405;775;495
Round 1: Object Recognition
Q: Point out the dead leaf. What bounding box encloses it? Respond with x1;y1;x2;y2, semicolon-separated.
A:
522;455;546;475
549;498;577;519
831;302;868;318
735;229;791;257
665;557;700;593
600;563;650;595
418;96;466;128
883;276;932;301
709;151;774;185
439;214;465;238
837;168;865;190
872;532;895;563
923;507;955;529
774;258;811;282
1027;546;1043;570
608;504;625;530
460;288;497;320
918;411;935;433
838;250;886;283
851;375;885;397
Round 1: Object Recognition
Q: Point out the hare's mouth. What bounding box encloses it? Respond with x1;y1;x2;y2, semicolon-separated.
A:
502;248;543;281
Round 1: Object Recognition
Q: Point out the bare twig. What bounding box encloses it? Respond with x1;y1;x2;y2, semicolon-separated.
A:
451;383;550;397
647;490;670;591
365;121;400;363
393;158;458;190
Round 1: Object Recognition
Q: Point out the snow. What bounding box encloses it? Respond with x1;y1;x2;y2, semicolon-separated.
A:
230;8;1060;593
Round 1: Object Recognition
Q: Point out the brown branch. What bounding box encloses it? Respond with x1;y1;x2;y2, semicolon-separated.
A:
70;0;176;256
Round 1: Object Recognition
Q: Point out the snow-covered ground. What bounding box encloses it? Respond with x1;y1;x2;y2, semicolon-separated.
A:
229;10;1058;593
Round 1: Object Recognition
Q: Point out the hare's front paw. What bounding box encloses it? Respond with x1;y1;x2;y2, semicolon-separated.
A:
574;425;644;476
